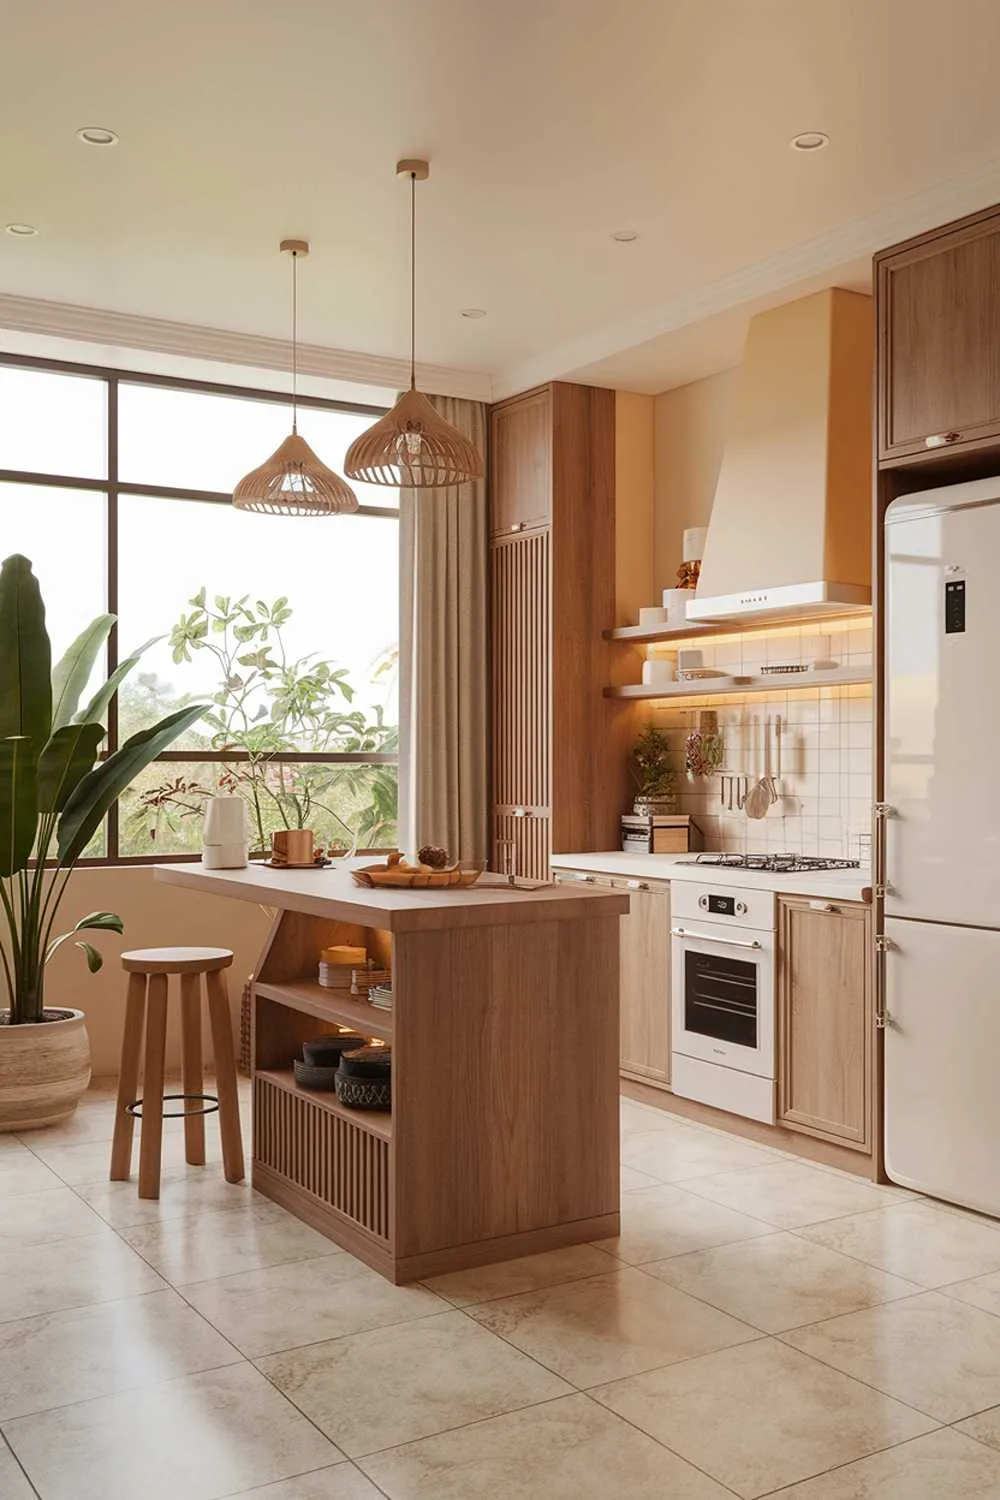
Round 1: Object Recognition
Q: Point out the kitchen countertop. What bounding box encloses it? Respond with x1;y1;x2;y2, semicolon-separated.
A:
155;858;629;931
551;851;872;903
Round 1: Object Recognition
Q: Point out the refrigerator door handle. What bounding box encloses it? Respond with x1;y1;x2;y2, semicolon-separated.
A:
874;931;894;1029
873;802;895;901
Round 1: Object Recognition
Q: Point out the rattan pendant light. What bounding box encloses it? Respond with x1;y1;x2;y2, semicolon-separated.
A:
233;240;358;517
344;161;484;490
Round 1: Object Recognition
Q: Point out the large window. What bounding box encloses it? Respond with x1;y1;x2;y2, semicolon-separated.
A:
0;355;399;860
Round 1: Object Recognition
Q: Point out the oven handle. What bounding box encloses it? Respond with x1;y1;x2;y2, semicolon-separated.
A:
671;927;763;951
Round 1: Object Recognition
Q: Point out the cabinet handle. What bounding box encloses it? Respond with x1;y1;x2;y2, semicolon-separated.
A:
924;431;961;448
510;522;524;533
809;900;839;913
626;879;650;890
513;806;527;818
873;933;894;1029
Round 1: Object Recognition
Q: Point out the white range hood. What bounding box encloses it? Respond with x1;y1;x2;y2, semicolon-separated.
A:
688;289;873;625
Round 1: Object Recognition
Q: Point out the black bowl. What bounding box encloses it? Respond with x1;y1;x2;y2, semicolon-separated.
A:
338;1044;392;1080
293;1057;339;1091
302;1032;367;1067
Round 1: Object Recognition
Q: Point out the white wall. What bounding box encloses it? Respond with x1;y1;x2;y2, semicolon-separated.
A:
43;867;272;1077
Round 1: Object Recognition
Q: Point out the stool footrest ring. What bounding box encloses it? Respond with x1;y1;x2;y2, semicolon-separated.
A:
125;1092;220;1120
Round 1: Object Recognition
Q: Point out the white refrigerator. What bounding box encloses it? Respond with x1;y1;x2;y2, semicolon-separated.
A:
884;476;1000;1217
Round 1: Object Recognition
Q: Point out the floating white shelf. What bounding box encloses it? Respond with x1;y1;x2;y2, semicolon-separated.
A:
604;609;872;647
603;667;873;701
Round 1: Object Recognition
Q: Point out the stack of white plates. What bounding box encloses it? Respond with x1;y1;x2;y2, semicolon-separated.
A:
318;963;356;990
369;984;393;1013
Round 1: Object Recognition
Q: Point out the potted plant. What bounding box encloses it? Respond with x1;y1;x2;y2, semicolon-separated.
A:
0;555;207;1131
630;725;678;816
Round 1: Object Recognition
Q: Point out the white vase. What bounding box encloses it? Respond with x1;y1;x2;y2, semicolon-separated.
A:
202;796;248;868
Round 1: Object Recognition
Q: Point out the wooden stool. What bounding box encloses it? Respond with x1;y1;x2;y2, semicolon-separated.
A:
110;947;244;1199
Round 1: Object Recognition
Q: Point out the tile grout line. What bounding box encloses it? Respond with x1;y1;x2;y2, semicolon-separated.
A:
577;1387;747;1500
0;1428;41;1500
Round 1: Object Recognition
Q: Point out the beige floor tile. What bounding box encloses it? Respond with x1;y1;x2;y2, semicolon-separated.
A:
646;1231;920;1332
619;1164;659;1191
592;1337;936;1499
3;1362;341;1500
359;1391;733;1499
773;1427;1000;1497
18;1097;118;1146
232;1468;385;1499
622;1125;778;1183
77;1168;257;1229
31;1124;233;1186
785;1290;1000;1422
0;1441;35;1500
597;1183;774;1265
183;1253;448;1357
800;1200;1000;1287
680;1159;901;1229
261;1310;572;1457
948;1268;1000;1319
0;1286;239;1420
0;1230;165;1323
121;1200;335;1285
620;1099;691;1139
955;1404;1000;1451
467;1265;758;1388
424;1244;616;1307
0;1185;110;1248
0;1148;64;1197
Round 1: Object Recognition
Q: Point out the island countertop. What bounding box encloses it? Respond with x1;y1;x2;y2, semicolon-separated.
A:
154;858;630;932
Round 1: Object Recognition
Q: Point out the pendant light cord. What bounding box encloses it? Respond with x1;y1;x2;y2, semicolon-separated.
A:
409;171;416;391
291;248;299;433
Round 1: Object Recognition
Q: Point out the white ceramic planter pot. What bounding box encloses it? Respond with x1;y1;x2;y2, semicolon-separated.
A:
0;1009;91;1132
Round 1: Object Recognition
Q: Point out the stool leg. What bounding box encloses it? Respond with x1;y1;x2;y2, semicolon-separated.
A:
110;973;146;1181
180;972;205;1166
206;968;245;1184
138;973;168;1200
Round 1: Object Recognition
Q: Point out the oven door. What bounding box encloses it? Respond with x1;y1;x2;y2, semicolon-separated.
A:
671;920;775;1078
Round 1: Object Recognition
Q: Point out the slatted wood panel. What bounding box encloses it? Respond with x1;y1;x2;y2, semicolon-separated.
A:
493;811;550;883
490;530;550;875
254;1075;391;1243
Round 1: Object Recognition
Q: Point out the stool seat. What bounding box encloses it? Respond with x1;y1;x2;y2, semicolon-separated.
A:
121;947;234;975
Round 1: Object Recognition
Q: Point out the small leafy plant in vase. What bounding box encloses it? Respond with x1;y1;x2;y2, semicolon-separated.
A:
630;725;678;816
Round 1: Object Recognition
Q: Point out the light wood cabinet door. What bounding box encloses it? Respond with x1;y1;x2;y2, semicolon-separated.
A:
878;209;1000;464
617;881;671;1089
777;898;872;1150
489;387;552;536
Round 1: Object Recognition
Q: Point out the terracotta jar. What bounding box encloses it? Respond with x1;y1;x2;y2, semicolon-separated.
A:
0;1009;91;1132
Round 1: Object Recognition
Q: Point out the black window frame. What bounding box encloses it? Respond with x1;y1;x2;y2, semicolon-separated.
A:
0;349;399;865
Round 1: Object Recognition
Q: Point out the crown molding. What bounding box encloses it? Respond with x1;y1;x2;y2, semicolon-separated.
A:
0;292;494;403
493;157;1000;398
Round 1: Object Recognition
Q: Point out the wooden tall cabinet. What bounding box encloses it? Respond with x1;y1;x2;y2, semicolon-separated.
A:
488;382;620;878
877;204;1000;466
777;898;873;1151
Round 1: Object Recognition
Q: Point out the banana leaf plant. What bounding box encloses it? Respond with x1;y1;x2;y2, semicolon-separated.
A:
0;555;208;1024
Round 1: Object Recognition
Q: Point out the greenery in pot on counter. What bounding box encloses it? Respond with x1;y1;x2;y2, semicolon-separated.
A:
630;725;678;812
0;555;207;1024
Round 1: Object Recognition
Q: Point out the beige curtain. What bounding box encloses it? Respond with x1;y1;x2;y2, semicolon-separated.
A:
398;395;489;865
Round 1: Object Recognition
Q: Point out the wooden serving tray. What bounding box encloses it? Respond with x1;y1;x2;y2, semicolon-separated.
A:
352;863;483;890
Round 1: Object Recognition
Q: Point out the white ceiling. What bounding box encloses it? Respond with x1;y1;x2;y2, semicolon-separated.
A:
4;0;1000;397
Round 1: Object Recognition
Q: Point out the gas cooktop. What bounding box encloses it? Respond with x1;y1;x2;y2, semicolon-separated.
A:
680;853;861;873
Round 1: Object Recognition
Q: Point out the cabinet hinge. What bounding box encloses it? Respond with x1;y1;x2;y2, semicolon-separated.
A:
874;934;895;953
873;802;896;820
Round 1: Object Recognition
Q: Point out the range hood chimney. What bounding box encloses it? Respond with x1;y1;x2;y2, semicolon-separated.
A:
687;288;872;624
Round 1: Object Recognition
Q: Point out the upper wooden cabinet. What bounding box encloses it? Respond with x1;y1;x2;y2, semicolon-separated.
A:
877;205;1000;465
777;897;872;1151
489;388;552;535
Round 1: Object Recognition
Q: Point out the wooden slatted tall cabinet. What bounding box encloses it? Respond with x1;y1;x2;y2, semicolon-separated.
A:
488;382;620;878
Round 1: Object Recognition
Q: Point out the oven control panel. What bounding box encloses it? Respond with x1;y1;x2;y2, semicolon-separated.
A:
672;881;776;932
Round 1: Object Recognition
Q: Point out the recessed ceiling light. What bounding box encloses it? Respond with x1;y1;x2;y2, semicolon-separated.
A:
5;223;38;237
611;230;639;242
460;308;487;319
790;131;829;152
76;126;119;146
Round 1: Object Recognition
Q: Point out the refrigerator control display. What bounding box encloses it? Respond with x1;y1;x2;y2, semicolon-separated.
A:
945;578;966;635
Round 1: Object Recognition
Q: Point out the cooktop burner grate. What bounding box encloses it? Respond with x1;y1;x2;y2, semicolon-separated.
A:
681;853;861;873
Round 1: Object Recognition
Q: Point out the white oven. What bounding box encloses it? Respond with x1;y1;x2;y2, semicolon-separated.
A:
670;881;777;1124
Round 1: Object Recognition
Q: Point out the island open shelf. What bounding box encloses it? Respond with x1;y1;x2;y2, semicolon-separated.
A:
155;861;628;1284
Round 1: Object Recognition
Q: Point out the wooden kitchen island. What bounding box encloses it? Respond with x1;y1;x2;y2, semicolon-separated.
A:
155;862;627;1283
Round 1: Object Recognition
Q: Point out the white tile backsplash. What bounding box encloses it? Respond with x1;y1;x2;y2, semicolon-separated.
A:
648;624;873;860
